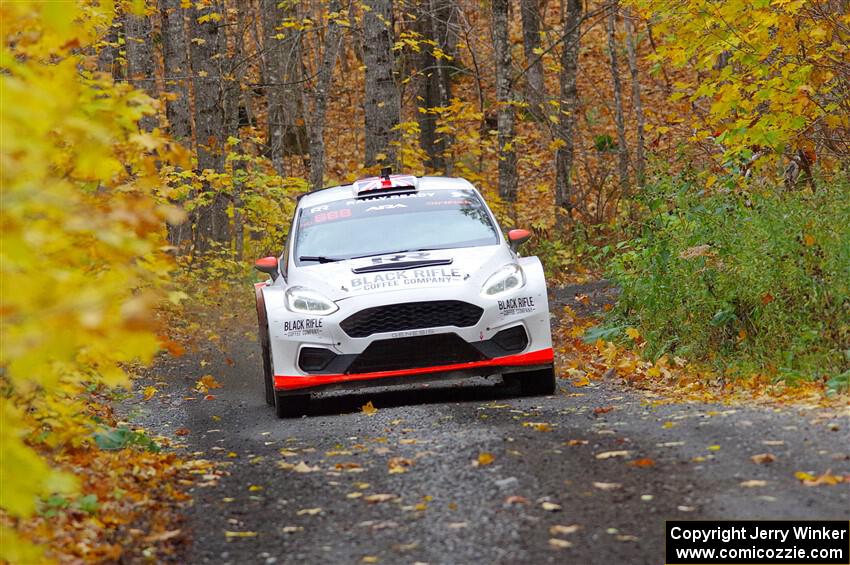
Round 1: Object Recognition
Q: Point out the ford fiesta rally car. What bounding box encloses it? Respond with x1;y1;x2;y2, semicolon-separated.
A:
254;172;555;417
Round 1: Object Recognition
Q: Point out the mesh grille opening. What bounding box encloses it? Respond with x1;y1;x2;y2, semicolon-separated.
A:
340;300;483;338
347;333;484;374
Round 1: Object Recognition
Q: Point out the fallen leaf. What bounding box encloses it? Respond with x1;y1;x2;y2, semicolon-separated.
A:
195;374;222;394
361;401;378;415
388;457;413;474
630;458;655;468
762;440;784;446
740;480;768;488
364;494;397;504
362;556;379;563
174;427;190;436
296;508;322;515
142;386;158;401
475;452;495;466
281;526;302;534
448;522;468;529
346;492;363;499
572;376;591;387
707;445;721;451
751;453;776;465
224;530;257;538
625;327;641;341
334;462;362;470
550;524;580;535
522;422;552;432
617;534;639;542
143;529;181;542
593;406;614;415
541;501;562;512
796;470;846;486
565;439;588;446
596;450;631;459
593;482;622;491
549;538;573;549
292;461;320;473
504;495;528;505
248;485;263;491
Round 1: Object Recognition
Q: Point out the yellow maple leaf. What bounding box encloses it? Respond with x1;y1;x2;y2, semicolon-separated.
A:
361;401;377;415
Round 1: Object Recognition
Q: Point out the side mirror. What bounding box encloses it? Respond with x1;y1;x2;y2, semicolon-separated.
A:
507;229;531;251
255;256;279;279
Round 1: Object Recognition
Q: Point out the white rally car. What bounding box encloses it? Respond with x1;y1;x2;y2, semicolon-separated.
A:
254;172;555;417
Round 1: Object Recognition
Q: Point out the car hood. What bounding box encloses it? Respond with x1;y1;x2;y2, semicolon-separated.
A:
288;246;512;301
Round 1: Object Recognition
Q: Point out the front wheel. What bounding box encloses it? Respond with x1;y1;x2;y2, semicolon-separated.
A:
506;367;556;396
260;327;274;406
275;393;310;418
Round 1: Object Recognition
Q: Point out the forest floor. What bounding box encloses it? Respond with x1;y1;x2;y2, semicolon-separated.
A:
120;281;850;564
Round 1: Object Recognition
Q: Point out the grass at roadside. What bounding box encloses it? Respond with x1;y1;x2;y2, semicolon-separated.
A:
592;173;849;392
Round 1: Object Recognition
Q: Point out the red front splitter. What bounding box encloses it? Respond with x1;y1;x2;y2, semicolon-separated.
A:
274;348;554;391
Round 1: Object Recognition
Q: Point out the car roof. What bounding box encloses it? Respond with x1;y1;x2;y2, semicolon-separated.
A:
297;176;478;208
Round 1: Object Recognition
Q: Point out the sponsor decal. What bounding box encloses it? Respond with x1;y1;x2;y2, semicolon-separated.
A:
497;296;536;316
344;192;436;206
282;318;324;336
390;328;436;339
370;251;430;264
351;267;463;291
365;203;406;212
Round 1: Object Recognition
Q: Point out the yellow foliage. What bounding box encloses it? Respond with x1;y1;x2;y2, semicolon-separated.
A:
1;2;177;558
627;0;849;166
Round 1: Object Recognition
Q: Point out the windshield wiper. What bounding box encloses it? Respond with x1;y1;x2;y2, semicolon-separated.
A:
298;255;343;263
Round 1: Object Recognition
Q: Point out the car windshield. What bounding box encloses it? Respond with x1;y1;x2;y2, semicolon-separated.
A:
295;189;499;264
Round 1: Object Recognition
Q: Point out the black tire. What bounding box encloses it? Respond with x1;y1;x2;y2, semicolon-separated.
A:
255;286;275;407
274;393;310;418
260;326;274;406
509;366;556;396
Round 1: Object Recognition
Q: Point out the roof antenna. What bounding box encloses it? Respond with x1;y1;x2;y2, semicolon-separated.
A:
380;166;392;180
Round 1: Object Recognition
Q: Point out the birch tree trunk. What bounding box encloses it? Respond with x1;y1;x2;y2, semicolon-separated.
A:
493;0;518;202
125;7;157;131
160;0;193;143
625;11;646;187
363;0;400;167
307;0;343;189
607;3;630;190
520;0;545;116
189;1;229;252
555;0;582;226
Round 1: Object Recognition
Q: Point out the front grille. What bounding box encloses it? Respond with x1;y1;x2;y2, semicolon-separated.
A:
347;333;484;374
340;300;483;338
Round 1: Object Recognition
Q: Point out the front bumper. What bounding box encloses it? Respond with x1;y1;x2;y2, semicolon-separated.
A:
264;263;553;395
274;347;553;394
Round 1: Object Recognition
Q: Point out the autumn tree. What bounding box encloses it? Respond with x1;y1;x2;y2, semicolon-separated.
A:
363;0;401;167
189;1;230;251
305;0;344;189
555;0;583;225
493;0;518;202
607;2;629;189
414;0;455;172
124;5;157;131
262;0;305;175
625;9;645;186
520;0;546;115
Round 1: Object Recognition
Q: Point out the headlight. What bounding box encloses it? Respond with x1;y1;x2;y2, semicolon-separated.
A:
481;264;525;297
285;286;338;315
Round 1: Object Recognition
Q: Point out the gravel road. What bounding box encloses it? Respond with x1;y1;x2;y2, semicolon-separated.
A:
123;282;850;565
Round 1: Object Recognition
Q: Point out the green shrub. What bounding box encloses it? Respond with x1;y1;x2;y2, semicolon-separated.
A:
605;172;850;384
